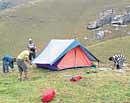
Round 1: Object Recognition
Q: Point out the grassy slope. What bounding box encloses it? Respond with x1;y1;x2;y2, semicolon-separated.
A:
0;0;130;103
88;36;130;63
0;36;130;103
0;0;130;57
0;68;130;103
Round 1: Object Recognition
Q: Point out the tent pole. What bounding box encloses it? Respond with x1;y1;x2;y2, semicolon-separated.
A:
97;61;100;68
74;48;76;69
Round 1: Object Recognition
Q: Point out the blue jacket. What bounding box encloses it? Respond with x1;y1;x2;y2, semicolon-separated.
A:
2;55;13;65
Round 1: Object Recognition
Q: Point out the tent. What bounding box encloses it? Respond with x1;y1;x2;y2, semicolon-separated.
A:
32;39;99;70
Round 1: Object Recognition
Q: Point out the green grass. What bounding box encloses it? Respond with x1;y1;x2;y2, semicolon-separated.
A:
88;36;130;63
0;0;130;57
0;68;130;103
0;0;130;103
1;35;129;103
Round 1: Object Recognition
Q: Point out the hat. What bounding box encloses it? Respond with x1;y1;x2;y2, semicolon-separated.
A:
28;38;32;41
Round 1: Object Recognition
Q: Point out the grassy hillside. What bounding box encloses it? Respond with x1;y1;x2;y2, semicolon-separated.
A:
0;0;130;57
0;67;130;103
0;1;130;102
88;36;130;63
0;31;130;103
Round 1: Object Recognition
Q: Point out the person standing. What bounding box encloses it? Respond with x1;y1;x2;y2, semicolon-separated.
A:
16;50;30;81
27;38;36;61
2;55;16;73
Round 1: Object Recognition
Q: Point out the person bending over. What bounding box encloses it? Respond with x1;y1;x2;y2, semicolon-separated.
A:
2;55;16;73
109;54;126;69
16;50;30;81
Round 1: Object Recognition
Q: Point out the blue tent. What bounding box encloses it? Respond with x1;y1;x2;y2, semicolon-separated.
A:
32;39;99;70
